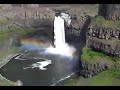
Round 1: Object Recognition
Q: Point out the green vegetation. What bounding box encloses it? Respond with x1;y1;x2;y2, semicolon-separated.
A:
0;46;19;86
0;74;16;86
0;27;36;86
64;69;120;86
81;46;104;62
81;46;120;62
91;15;120;28
64;46;120;86
0;28;31;66
0;28;35;41
0;46;18;62
0;19;9;24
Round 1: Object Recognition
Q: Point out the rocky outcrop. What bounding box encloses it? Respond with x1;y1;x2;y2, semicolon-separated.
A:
86;4;120;57
14;8;55;28
83;5;120;78
67;15;91;37
0;7;83;30
80;59;120;78
87;37;120;57
98;4;120;20
88;27;120;40
0;4;98;31
0;4;98;30
0;8;55;30
65;4;120;79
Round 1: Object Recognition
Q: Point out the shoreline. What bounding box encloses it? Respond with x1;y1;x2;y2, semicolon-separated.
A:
0;54;19;86
0;54;19;69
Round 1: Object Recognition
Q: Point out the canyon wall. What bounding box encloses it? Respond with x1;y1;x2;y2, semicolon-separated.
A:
80;4;120;78
86;4;120;57
80;59;120;78
98;4;120;20
0;4;98;31
0;8;55;30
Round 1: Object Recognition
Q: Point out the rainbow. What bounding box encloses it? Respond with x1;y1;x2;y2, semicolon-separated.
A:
20;38;52;50
20;37;76;57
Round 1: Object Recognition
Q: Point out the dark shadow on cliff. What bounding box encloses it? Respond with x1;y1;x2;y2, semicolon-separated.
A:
66;15;91;74
66;16;91;54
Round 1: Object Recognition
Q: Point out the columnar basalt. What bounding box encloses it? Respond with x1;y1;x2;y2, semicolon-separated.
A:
80;59;120;78
98;4;120;20
80;4;120;78
87;27;120;40
0;8;55;30
86;4;120;57
87;37;120;57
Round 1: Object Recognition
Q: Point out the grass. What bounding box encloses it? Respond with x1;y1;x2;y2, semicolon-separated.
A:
64;46;120;86
0;19;9;24
0;27;36;86
0;46;18;60
81;46;120;63
90;15;120;28
0;28;35;41
64;69;120;86
81;46;104;61
0;46;19;86
0;74;16;86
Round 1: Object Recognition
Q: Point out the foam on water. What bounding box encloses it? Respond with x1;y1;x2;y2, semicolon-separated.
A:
23;60;52;70
45;13;76;57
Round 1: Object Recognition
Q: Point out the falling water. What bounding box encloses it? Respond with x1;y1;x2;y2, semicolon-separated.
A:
46;12;75;57
0;12;80;86
54;15;66;48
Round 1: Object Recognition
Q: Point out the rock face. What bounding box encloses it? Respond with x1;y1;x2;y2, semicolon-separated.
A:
19;8;55;28
0;8;55;30
67;15;91;37
81;4;120;78
98;4;120;20
87;37;120;57
0;7;84;30
86;26;120;57
86;4;120;57
80;59;120;78
88;27;120;40
0;4;98;31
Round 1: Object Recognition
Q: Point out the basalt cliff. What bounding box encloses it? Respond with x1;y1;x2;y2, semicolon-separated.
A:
80;4;120;78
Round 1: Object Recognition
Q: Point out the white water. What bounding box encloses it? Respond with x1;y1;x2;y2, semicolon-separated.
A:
46;13;76;57
54;16;66;48
60;12;71;27
51;72;75;86
23;60;52;70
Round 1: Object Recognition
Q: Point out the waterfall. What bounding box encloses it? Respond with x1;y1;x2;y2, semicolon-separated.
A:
54;15;66;48
45;12;76;57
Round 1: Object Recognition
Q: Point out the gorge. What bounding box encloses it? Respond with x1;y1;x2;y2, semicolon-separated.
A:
0;4;120;86
0;8;80;86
